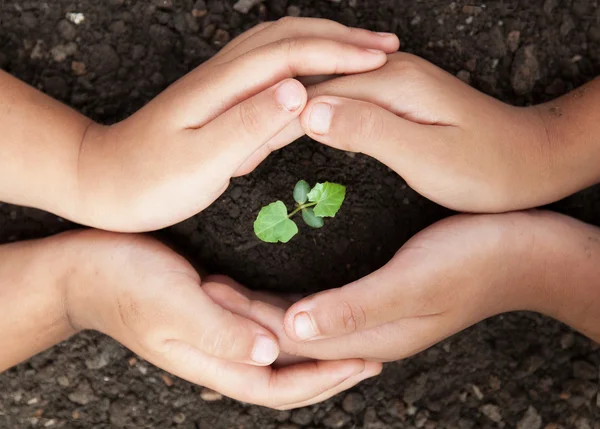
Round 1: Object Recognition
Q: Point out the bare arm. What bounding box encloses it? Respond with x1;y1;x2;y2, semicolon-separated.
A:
0;21;398;232
0;235;77;371
0;70;90;219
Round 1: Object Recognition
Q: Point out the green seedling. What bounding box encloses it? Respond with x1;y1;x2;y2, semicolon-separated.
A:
254;180;346;243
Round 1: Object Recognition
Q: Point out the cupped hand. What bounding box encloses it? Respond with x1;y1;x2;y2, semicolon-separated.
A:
292;52;592;213
59;229;380;409
275;211;600;361
74;18;399;232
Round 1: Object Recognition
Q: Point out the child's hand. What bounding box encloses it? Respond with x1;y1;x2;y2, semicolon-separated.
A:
298;52;600;213
277;211;600;361
74;19;399;232
56;230;379;409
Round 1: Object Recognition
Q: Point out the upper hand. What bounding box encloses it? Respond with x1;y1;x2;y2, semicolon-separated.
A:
74;18;399;232
59;229;380;409
296;52;579;213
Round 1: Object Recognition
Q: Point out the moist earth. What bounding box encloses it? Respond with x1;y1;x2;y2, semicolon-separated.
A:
1;0;600;428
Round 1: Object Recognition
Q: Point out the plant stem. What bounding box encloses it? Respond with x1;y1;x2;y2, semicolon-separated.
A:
288;202;317;218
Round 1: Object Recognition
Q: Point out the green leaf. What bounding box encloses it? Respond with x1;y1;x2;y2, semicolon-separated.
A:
302;207;324;228
307;182;346;217
254;201;298;243
293;180;311;204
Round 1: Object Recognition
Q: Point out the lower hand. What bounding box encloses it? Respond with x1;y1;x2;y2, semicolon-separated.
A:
57;230;380;409
273;211;600;361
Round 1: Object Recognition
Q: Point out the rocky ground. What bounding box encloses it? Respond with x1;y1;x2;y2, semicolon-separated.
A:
1;0;600;428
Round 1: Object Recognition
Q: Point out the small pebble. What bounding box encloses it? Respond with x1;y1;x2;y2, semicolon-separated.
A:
291;408;312;426
287;5;301;16
457;70;471;84
66;12;85;25
57;376;70;387
233;0;261;14
342;392;366;414
200;388;223;401
322;408;351;429
517;406;542;429
480;404;502;423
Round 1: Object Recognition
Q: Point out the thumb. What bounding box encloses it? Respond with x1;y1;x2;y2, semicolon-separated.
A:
197;78;306;176
299;95;433;172
151;276;281;366
283;247;433;342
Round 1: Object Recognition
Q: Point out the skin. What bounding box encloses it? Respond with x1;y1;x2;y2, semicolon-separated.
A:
4;16;600;407
216;211;600;362
0;18;397;408
0;230;381;410
0;17;399;232
276;52;600;357
271;53;600;212
209;53;600;362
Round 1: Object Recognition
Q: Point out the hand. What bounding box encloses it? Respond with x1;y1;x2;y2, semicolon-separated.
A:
57;230;380;409
274;211;600;361
74;18;399;232
293;52;597;213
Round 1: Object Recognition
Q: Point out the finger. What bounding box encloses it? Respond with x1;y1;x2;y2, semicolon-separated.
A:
193;78;306;176
277;361;383;410
212;21;273;59
299;96;439;174
156;276;280;366
179;39;389;129
202;276;318;366
282;240;447;342
201;279;312;366
283;314;459;362
213;17;399;64
203;274;294;309
201;279;291;343
232;118;304;177
145;340;370;408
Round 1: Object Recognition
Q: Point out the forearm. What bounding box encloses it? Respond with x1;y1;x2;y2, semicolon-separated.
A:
535;78;600;195
0;235;78;372
0;70;94;218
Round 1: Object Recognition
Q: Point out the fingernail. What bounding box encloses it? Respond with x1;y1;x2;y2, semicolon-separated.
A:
276;80;303;112
366;48;385;54
376;32;396;37
294;312;318;340
308;103;332;135
251;335;278;365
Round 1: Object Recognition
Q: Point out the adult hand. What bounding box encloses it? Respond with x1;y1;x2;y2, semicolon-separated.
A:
295;52;600;213
278;211;600;361
73;18;398;232
57;230;380;409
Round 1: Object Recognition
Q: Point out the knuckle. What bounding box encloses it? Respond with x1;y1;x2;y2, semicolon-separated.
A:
276;16;296;27
253;21;271;31
275;37;301;56
335;300;367;334
116;291;144;333
201;323;230;357
389;55;424;78
237;99;264;136
355;104;384;143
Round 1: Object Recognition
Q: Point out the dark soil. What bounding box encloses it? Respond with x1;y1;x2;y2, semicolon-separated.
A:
1;0;600;428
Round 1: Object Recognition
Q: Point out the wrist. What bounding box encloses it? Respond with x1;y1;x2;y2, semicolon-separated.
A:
50;230;115;333
531;82;600;201
522;212;600;339
64;122;111;228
